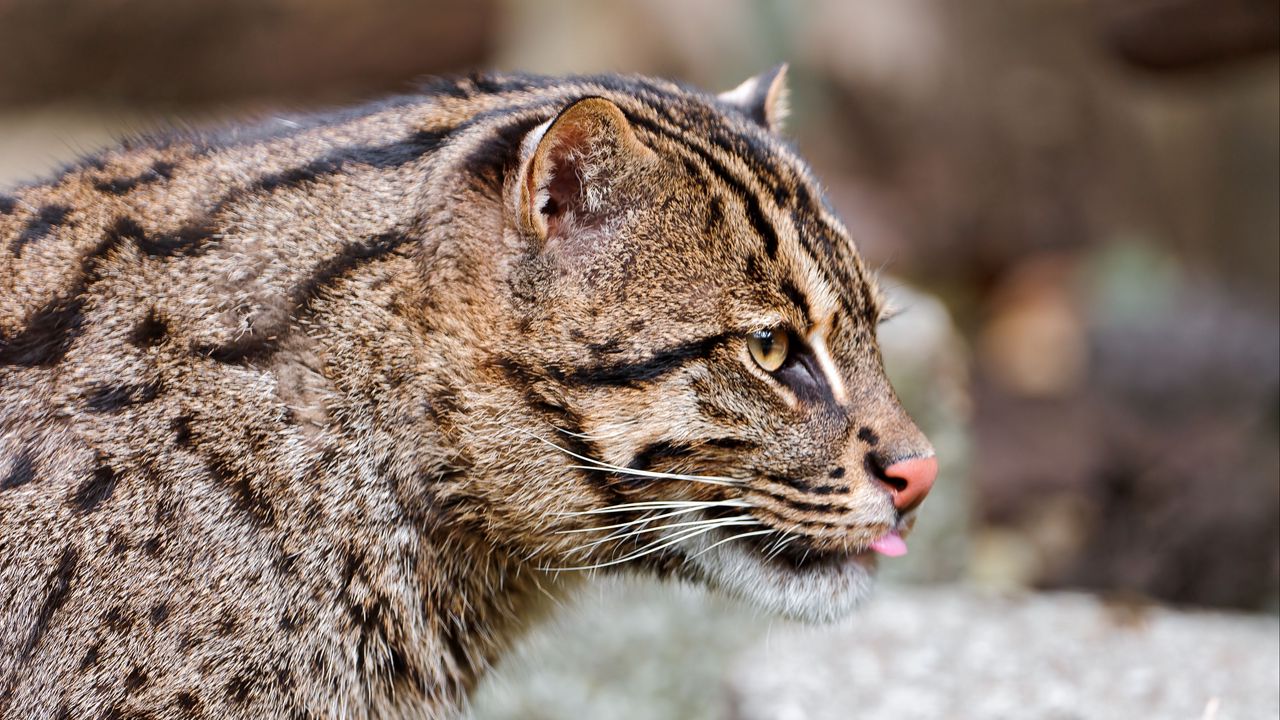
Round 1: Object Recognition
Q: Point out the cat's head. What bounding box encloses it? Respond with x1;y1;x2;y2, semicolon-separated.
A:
482;69;936;622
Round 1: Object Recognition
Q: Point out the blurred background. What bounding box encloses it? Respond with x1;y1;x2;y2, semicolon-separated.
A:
2;0;1276;717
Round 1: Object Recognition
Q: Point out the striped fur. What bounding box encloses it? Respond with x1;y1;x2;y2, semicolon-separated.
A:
0;71;933;719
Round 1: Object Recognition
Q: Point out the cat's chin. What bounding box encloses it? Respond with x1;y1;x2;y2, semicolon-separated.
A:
673;527;879;624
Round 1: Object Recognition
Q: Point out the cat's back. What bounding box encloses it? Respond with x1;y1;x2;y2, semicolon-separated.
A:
0;78;503;717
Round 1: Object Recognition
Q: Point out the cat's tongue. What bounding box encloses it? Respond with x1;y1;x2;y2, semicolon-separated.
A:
869;531;908;557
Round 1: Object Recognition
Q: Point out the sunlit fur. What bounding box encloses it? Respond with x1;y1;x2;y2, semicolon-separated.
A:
0;70;933;718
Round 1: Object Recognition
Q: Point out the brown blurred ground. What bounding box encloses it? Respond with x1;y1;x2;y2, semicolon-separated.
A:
0;0;1276;613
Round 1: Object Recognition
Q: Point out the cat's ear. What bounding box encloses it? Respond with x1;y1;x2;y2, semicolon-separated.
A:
718;64;790;134
516;96;654;243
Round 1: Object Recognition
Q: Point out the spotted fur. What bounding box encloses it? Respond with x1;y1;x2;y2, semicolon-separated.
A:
0;70;933;719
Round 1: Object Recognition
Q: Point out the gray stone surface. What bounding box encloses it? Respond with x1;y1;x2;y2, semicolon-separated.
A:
728;586;1279;720
468;580;1279;720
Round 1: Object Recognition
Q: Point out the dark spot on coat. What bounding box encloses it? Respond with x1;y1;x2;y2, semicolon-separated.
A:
586;337;624;358
224;673;252;705
1;449;36;489
704;195;724;235
253;158;344;192
142;535;163;557
71;459;118;513
138;222;217;257
273;665;292;690
273;552;297;576
104;605;134;633
387;640;426;693
171;415;194;447
105;215;215;258
130;310;169;348
108;530;130;556
174;692;199;713
206;458;276;528
12;204;72;255
0;290;88;368
93;161;175;195
0;221;132;367
18;547;78;661
828;467;846;479
79;641;101;670
857;427;879;446
216;611;236;637
177;632;201;652
125;666;149;692
0;194;15;215
85;380;160;413
149;603;170;626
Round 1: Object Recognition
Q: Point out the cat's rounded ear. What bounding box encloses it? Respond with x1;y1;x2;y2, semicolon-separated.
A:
515;96;654;243
718;64;790;134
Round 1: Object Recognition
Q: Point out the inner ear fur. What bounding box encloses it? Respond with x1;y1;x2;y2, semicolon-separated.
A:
517;96;654;243
718;64;790;133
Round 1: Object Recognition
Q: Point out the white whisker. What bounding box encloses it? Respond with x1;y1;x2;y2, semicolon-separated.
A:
551;422;637;441
566;463;741;487
543;517;742;572
569;516;759;555
498;421;745;487
763;533;799;562
555;499;750;517
688;528;779;560
555;505;723;534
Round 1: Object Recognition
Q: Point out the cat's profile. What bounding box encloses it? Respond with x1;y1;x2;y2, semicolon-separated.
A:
0;68;936;719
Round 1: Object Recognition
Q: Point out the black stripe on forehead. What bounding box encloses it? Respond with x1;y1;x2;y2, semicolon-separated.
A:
786;207;875;326
780;278;812;324
627;113;782;259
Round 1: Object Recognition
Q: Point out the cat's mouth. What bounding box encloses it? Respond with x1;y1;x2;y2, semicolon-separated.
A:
748;528;909;571
666;513;915;623
741;520;915;574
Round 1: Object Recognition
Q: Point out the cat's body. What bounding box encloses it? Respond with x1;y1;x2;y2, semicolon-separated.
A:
0;71;936;719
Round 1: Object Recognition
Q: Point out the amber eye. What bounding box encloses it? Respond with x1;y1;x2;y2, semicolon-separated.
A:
747;329;789;372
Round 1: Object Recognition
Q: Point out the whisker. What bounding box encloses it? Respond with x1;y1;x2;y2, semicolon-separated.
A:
555;505;722;534
568;516;759;555
687;528;779;560
566;463;741;487
498;421;744;487
543;518;742;572
555;499;750;517
763;533;799;562
551;422;637;442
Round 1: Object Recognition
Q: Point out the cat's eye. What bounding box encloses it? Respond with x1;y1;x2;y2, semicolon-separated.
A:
747;329;789;372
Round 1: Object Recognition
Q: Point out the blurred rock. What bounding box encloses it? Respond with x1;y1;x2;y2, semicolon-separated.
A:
470;582;1279;720
726;586;1279;720
877;281;973;583
467;577;766;720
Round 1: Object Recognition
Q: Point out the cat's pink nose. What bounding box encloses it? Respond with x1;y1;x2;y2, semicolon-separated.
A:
880;456;937;512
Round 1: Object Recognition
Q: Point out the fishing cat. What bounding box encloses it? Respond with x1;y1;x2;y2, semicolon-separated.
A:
0;68;937;719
